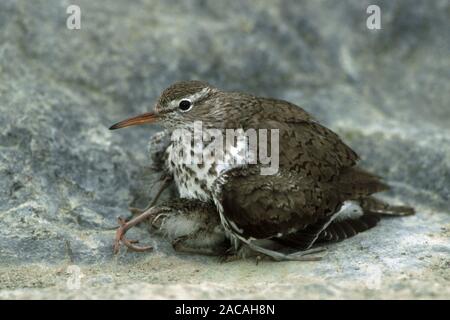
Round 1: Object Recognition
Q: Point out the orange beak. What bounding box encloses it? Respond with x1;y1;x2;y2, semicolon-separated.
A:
109;112;158;130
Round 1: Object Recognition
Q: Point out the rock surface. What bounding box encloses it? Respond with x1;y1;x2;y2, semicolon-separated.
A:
0;0;449;299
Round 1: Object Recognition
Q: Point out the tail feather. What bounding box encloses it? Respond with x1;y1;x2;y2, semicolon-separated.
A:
338;167;390;200
318;211;381;243
360;196;415;216
272;197;415;250
317;196;414;244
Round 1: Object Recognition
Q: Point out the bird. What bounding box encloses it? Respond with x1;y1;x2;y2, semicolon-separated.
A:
110;80;414;261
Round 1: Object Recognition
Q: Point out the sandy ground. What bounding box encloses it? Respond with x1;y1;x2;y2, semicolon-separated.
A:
1;210;449;299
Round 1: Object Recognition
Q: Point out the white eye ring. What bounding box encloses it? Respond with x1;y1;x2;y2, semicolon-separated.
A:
178;99;193;112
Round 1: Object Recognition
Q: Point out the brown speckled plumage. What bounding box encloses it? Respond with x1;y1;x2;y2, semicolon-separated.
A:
111;80;414;260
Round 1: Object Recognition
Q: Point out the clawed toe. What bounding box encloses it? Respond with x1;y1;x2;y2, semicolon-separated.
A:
113;208;162;254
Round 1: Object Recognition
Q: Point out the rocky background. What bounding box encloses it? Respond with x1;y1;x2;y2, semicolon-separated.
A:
0;0;449;299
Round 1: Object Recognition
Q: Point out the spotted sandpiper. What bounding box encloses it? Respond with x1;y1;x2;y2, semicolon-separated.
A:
110;80;414;261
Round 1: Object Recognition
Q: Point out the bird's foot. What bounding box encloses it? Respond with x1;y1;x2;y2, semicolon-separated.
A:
113;207;163;254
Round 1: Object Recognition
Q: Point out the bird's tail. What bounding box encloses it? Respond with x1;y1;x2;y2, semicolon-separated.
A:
337;167;390;199
318;196;414;243
359;196;415;216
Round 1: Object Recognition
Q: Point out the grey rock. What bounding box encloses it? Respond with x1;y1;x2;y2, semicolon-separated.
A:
0;0;448;298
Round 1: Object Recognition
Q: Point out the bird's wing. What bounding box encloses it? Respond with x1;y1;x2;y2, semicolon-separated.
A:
213;99;386;256
245;98;359;181
214;167;342;241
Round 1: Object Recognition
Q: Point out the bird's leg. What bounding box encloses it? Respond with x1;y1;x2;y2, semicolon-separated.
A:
285;246;328;261
245;241;328;262
113;207;164;254
129;174;173;216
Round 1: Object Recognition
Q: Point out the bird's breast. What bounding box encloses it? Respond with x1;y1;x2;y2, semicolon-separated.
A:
165;141;216;202
165;131;253;202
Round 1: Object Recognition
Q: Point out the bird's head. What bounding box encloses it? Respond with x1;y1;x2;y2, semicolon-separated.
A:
109;80;226;131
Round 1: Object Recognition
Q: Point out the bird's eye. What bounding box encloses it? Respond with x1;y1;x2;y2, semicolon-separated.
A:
178;99;192;112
